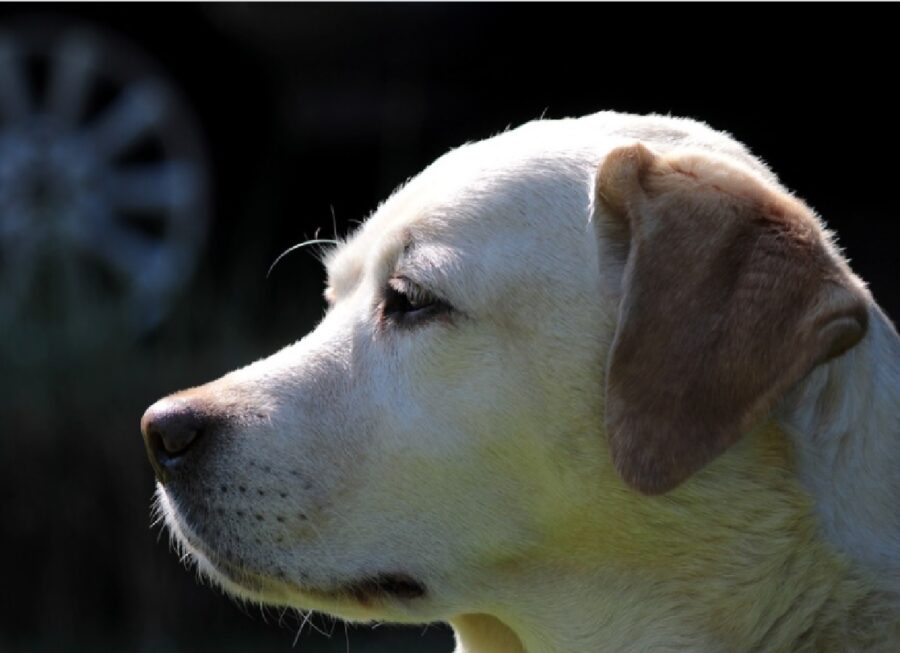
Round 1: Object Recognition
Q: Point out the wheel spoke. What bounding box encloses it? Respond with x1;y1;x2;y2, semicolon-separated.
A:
0;226;40;319
104;161;199;212
47;32;97;127
52;244;93;320
81;212;180;293
0;204;28;242
87;80;167;159
0;34;31;124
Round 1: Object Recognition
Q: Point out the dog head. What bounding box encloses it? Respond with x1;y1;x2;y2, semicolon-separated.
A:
141;114;869;625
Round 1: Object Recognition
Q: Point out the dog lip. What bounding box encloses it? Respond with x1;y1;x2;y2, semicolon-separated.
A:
341;573;427;602
177;520;426;604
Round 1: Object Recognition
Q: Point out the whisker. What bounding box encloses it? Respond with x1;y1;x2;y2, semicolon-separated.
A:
331;205;339;243
267;238;340;278
307;612;331;638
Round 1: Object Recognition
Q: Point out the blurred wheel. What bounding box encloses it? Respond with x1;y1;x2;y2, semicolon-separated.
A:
0;18;210;362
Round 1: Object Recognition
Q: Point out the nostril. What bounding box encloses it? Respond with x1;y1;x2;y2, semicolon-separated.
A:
141;397;207;483
150;419;200;456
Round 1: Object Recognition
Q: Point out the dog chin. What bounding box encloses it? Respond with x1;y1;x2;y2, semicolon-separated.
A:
154;487;428;620
154;487;279;600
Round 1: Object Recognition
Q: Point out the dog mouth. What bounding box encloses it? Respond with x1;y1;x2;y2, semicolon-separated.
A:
158;490;427;608
328;573;427;604
203;545;428;608
210;551;428;608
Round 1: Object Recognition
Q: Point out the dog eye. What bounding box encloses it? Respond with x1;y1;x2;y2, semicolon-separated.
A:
383;277;451;325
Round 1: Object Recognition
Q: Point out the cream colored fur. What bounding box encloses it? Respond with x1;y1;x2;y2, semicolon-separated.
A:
146;111;900;652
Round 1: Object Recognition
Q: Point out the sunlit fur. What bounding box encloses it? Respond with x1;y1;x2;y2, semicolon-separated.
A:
151;111;900;652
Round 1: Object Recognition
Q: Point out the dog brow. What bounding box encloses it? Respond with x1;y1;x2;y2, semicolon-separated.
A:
323;240;364;302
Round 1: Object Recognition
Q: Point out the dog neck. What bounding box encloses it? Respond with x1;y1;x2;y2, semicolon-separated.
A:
780;302;900;591
449;551;893;653
449;572;730;653
449;418;897;652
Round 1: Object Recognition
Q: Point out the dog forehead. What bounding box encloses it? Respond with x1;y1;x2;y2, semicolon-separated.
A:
327;126;598;285
326;110;768;292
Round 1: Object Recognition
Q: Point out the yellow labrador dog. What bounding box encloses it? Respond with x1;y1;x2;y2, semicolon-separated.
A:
141;111;900;652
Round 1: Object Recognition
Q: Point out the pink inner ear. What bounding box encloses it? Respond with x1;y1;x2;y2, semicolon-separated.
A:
813;301;869;365
598;146;869;495
596;144;660;218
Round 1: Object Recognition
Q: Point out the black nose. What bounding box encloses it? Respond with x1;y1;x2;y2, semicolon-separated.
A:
141;397;206;483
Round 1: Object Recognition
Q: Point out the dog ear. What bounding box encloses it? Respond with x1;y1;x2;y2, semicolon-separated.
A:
595;143;869;495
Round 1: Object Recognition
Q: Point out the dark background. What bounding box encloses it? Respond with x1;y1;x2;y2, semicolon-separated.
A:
0;4;896;652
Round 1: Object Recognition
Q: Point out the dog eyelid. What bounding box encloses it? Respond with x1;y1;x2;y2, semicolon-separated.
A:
388;276;433;302
382;275;453;327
